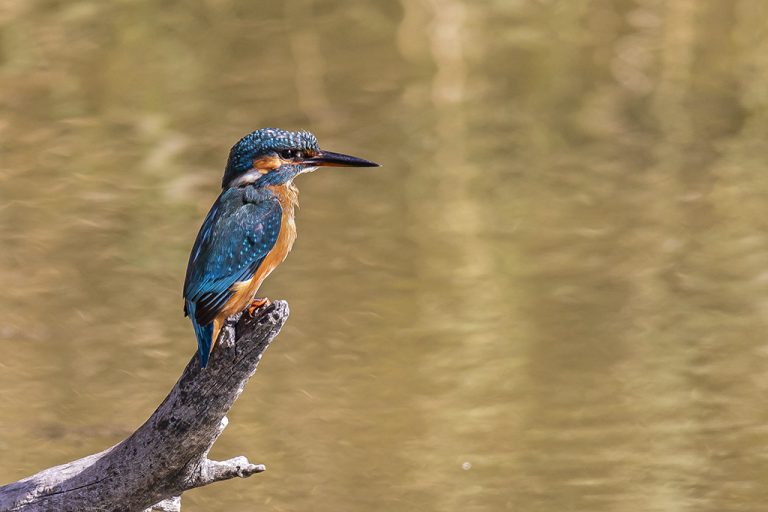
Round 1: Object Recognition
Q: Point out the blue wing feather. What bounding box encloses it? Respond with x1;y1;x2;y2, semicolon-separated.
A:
183;186;282;367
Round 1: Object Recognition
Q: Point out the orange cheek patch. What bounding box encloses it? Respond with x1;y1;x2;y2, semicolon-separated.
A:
252;156;281;174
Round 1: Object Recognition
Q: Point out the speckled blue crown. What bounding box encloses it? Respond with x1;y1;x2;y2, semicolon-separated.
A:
222;128;318;187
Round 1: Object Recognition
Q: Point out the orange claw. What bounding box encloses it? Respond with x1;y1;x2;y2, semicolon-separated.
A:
247;297;271;317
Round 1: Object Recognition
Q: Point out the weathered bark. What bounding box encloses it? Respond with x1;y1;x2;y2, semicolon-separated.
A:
0;301;289;512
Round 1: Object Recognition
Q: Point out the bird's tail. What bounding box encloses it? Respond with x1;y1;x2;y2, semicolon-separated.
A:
186;301;213;368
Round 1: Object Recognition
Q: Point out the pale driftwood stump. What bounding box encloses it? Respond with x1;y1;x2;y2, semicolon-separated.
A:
0;301;289;512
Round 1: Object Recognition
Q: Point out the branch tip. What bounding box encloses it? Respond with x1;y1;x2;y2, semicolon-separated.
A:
193;456;265;487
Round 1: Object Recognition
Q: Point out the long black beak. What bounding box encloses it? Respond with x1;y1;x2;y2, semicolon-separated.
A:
301;150;380;168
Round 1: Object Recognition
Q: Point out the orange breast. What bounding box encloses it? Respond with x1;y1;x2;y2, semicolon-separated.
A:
211;183;299;347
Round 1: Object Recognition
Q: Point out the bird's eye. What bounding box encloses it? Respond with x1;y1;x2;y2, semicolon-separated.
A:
278;149;305;160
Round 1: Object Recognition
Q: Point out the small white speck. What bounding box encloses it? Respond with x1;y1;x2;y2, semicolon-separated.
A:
462;462;471;471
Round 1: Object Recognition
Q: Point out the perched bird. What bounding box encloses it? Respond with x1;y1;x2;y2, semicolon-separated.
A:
183;128;379;368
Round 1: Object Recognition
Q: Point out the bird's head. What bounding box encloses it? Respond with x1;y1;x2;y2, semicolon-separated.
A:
221;128;379;189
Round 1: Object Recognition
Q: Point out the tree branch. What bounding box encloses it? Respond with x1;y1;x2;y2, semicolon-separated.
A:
0;301;289;512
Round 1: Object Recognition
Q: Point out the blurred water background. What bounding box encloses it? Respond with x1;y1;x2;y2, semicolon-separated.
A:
2;1;768;511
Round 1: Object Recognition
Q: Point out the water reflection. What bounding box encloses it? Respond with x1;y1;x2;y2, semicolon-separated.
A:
2;1;768;511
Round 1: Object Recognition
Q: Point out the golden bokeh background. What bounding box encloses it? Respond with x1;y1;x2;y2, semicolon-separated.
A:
2;1;768;510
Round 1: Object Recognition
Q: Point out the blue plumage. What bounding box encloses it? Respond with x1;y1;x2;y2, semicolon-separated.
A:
183;128;379;368
185;302;214;368
222;129;319;188
184;186;282;367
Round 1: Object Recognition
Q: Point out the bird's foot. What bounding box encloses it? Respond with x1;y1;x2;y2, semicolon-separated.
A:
247;297;271;317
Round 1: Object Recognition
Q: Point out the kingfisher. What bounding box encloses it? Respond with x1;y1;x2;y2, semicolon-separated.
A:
183;128;379;368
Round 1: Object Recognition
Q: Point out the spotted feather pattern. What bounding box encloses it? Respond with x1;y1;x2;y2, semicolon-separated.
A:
222;128;319;188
